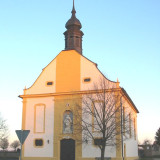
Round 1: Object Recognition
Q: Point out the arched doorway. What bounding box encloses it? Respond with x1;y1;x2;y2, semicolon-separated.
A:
60;139;75;160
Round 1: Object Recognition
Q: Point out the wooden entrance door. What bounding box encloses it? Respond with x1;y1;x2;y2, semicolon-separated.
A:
60;139;75;160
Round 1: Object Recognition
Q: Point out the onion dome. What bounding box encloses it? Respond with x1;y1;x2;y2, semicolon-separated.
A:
65;3;82;29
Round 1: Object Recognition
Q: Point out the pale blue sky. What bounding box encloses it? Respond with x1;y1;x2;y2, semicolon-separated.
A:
0;0;160;143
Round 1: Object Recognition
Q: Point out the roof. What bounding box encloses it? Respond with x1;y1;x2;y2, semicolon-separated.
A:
121;88;139;113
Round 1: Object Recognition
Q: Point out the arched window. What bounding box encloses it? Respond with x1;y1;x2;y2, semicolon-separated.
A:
76;37;80;47
63;110;73;134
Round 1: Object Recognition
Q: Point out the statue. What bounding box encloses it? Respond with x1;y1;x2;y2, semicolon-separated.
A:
63;114;72;134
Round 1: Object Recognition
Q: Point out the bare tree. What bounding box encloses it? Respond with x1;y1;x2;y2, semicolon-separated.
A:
0;138;9;150
0;114;8;140
10;140;20;151
73;79;133;160
142;139;152;145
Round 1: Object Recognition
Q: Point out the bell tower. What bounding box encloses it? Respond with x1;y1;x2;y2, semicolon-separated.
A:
64;0;84;54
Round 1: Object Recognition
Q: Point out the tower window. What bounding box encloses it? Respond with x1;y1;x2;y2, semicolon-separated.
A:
34;139;43;147
69;38;72;46
46;81;53;86
76;37;80;47
83;78;91;83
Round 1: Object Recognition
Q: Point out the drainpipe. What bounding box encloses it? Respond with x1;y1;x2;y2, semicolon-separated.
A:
121;97;124;160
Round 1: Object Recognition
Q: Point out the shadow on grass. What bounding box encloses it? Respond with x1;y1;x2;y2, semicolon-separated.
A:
139;158;160;160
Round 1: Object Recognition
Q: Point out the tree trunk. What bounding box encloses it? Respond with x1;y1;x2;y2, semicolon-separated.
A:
101;146;105;160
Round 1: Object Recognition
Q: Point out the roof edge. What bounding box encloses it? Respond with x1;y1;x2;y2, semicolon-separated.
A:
121;88;139;113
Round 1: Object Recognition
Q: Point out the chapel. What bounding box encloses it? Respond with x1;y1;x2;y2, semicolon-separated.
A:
19;1;139;160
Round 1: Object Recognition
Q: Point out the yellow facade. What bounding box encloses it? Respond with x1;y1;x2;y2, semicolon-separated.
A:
56;50;81;92
54;50;82;160
53;95;82;160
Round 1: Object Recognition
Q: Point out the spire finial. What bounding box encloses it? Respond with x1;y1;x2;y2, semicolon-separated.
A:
72;0;76;16
116;78;120;88
117;78;119;83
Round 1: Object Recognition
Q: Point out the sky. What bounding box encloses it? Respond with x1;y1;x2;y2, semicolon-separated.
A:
0;0;160;144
